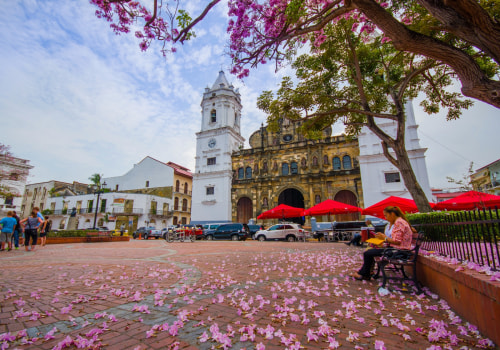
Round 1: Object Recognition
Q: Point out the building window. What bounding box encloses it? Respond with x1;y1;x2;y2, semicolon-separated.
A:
173;216;178;225
182;198;188;212
323;155;329;165
100;199;106;213
115;184;119;191
282;163;289;176
175;180;180;192
333;157;341;170
210;109;216;123
238;168;244;179
174;197;179;210
385;172;401;183
312;156;318;166
184;182;188;194
5;197;13;205
206;186;215;195
291;162;298;174
145;180;150;188
181;217;187;225
263;197;268;207
315;195;321;204
245;166;252;179
263;161;268;172
343;155;352;170
207;157;216;165
9;173;19;181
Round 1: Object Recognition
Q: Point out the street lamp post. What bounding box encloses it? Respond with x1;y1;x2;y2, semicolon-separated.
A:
92;181;107;229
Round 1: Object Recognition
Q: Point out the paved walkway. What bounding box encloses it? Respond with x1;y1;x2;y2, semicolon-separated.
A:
0;240;496;349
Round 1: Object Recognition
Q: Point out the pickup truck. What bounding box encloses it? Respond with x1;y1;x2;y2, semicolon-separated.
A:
133;227;161;239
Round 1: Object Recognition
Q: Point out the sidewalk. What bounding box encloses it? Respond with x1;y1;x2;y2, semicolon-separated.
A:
0;240;496;349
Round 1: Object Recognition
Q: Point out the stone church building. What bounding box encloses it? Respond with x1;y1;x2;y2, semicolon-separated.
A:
231;119;363;224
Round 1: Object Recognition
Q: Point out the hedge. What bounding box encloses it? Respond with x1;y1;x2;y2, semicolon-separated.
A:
50;230;106;237
407;210;500;242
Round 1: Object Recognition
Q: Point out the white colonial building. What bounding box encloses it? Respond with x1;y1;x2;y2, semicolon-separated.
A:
46;156;192;230
358;101;432;206
48;192;173;231
191;71;245;224
0;153;33;216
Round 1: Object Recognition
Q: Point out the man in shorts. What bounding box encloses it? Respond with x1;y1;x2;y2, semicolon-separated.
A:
0;211;17;251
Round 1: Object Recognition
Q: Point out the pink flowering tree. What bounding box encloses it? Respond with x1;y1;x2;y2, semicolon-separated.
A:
91;0;499;109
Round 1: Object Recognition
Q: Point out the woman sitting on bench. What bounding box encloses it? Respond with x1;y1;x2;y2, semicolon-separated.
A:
352;206;413;280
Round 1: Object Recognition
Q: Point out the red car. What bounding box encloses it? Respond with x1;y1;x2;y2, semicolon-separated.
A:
175;224;204;239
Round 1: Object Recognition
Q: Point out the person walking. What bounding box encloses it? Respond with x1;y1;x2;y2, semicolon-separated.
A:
120;223;125;236
0;211;17;251
40;216;52;247
20;211;43;251
12;210;22;249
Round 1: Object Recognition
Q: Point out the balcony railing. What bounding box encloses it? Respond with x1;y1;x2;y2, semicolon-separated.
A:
149;209;174;217
174;190;192;196
111;207;143;215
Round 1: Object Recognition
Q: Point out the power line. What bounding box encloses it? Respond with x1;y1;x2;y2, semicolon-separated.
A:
418;130;472;163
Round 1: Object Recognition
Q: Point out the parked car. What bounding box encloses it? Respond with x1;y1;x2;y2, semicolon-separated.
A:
204;223;249;241
133;226;158;239
248;224;264;239
202;223;223;237
175;224;204;240
312;221;365;240
111;229;128;236
254;223;307;242
143;227;163;239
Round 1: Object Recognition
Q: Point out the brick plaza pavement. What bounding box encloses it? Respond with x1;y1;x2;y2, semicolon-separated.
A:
0;240;496;349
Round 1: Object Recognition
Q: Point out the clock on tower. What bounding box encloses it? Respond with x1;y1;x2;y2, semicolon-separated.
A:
208;138;216;148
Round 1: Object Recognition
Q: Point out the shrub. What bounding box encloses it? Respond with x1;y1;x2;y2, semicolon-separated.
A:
408;210;500;242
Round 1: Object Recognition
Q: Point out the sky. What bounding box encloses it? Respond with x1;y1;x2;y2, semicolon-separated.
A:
0;0;498;190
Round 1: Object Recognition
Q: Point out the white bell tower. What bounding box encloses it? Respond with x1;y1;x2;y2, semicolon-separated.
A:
191;71;245;223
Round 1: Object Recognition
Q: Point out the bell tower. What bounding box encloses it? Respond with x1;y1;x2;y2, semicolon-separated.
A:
191;71;245;223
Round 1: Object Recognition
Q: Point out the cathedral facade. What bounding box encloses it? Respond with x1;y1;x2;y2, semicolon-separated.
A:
231;118;363;224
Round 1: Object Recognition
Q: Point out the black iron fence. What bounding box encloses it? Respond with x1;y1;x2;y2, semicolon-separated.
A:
409;207;500;271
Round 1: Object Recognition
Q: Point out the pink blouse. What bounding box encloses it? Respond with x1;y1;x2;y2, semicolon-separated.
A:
390;217;413;250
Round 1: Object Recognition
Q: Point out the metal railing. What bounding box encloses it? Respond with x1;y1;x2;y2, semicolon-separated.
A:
412;207;500;271
111;207;143;215
148;210;174;217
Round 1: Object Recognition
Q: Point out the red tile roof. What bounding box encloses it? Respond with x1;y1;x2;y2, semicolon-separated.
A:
166;161;192;178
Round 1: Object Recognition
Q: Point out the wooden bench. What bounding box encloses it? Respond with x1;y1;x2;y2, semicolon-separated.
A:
373;233;424;293
85;231;112;242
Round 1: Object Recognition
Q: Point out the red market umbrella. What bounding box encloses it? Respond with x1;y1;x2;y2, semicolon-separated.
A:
434;191;500;211
257;204;305;220
304;199;362;216
362;196;420;219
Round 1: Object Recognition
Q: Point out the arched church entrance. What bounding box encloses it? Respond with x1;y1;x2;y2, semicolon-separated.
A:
334;190;360;222
237;197;253;224
278;188;305;224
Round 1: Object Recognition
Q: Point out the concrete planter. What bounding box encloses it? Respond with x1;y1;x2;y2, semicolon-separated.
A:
417;256;500;347
42;236;130;244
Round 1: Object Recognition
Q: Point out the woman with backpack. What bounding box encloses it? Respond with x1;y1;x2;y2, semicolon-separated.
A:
20;211;43;251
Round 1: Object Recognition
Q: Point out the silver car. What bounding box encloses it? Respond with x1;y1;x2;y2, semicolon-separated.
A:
254;223;308;242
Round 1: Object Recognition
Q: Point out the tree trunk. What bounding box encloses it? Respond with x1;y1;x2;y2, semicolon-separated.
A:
391;142;433;213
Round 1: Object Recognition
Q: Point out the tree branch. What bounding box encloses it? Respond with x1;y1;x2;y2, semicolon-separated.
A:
173;0;220;43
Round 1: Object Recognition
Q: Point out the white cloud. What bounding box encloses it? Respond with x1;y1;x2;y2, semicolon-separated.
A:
0;0;497;194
